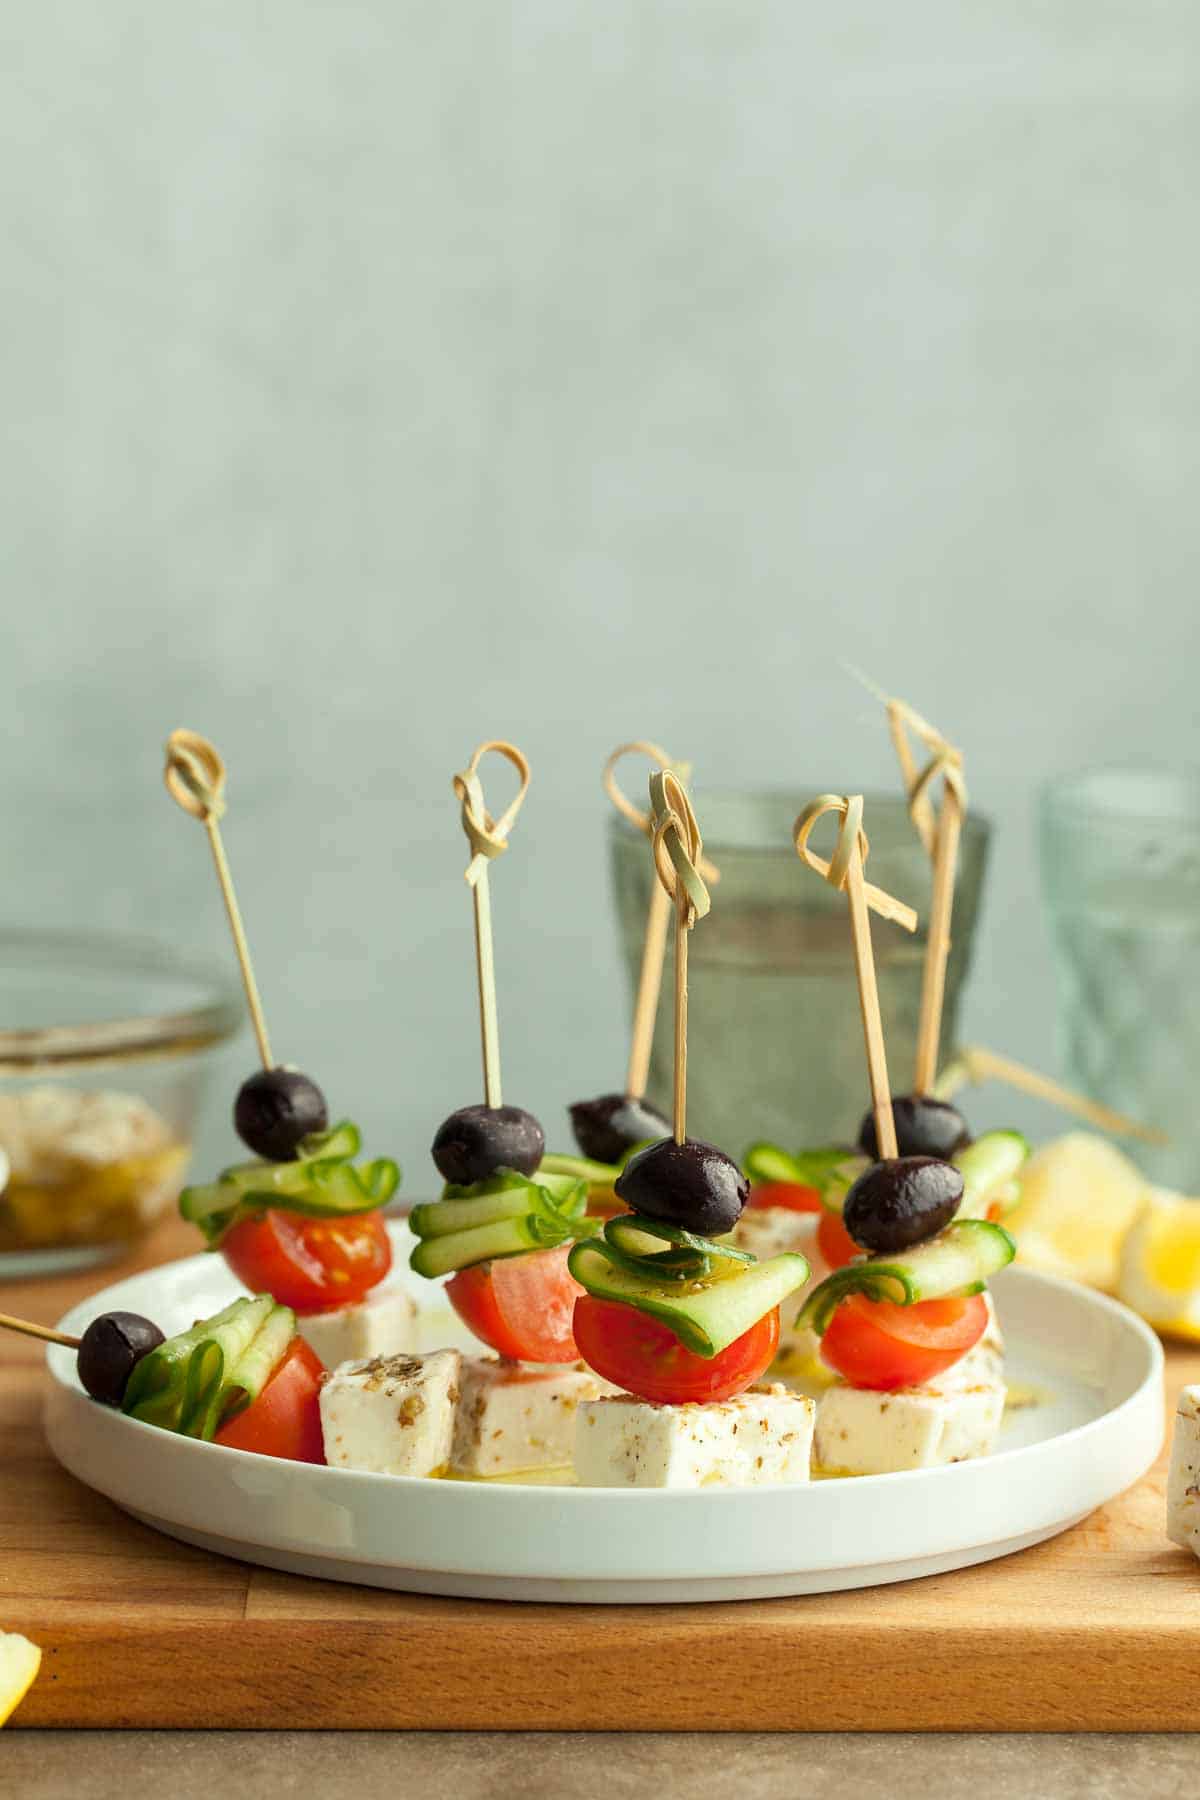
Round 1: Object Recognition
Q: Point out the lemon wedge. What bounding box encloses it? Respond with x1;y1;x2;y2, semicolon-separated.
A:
1119;1190;1200;1340
0;1632;41;1725
1004;1132;1149;1292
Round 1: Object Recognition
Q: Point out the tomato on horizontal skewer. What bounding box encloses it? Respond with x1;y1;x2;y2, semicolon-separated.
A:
213;1337;326;1463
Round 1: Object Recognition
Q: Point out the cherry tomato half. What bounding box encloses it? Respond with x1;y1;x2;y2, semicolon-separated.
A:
572;1295;780;1404
446;1245;584;1363
816;1208;860;1271
214;1337;326;1463
221;1209;392;1315
819;1292;988;1392
749;1182;822;1213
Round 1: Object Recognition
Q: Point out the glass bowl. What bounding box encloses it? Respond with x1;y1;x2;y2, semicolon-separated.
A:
0;931;242;1277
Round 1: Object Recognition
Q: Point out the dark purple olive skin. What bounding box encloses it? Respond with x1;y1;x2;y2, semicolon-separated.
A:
614;1137;750;1237
234;1068;329;1162
843;1156;964;1255
431;1104;545;1185
857;1095;970;1163
77;1311;166;1407
568;1093;672;1165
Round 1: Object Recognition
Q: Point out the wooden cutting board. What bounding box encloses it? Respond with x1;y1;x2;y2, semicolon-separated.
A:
3;1219;1199;1732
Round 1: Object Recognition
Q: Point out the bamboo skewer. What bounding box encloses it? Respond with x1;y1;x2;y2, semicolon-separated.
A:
603;741;719;1102
934;1044;1168;1146
647;770;711;1146
452;740;531;1111
914;780;964;1094
0;1312;79;1350
164;729;274;1071
794;794;919;1163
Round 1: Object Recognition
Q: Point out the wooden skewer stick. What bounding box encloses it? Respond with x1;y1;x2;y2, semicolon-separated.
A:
163;729;274;1070
794;794;920;1163
934;1044;1169;1146
603;741;720;1101
648;771;711;1145
0;1311;80;1350
452;740;531;1111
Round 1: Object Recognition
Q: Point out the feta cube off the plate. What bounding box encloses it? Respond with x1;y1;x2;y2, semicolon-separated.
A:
320;1349;461;1477
573;1385;816;1489
450;1358;609;1478
295;1287;419;1369
814;1367;1005;1476
1167;1385;1200;1558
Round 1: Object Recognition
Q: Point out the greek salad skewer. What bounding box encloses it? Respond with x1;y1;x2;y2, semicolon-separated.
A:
787;792;1015;1473
164;730;407;1366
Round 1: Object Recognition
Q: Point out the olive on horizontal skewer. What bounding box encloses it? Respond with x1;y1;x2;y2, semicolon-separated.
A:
75;1311;166;1406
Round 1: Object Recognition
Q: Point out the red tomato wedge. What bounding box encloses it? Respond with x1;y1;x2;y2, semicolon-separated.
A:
446;1245;584;1363
819;1292;988;1392
572;1295;780;1404
749;1181;822;1213
221;1208;392;1314
213;1337;326;1463
816;1208;860;1271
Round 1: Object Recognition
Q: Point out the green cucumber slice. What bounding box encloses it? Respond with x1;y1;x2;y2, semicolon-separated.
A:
567;1243;810;1357
121;1294;296;1439
743;1143;857;1191
410;1215;551;1278
798;1220;1016;1336
603;1213;753;1276
954;1131;1030;1220
180;1118;400;1246
409;1189;541;1239
536;1152;620;1186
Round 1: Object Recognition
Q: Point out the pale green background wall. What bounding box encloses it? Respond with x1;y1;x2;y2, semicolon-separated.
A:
2;3;1197;1180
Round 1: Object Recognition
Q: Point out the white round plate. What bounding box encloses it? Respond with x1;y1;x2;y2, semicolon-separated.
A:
44;1225;1163;1603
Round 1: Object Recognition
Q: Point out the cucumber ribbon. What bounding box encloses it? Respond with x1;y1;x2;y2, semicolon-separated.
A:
596;1213;752;1283
121;1294;296;1439
798;1219;1016;1336
408;1170;599;1279
179;1119;401;1246
742;1142;867;1213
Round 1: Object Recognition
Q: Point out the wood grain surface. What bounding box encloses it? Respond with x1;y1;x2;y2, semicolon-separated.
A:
3;1219;1199;1732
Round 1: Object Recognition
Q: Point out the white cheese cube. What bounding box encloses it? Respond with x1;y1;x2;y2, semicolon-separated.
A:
450;1357;609;1478
296;1287;418;1369
319;1348;461;1477
573;1384;815;1489
814;1370;1005;1476
1168;1384;1200;1558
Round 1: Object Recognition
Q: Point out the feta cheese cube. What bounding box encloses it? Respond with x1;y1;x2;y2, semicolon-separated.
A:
573;1384;815;1489
295;1287;418;1369
450;1357;609;1478
1168;1384;1200;1558
814;1370;1005;1476
319;1349;461;1477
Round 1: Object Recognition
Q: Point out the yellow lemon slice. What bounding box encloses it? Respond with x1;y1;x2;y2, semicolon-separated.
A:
1005;1132;1149;1292
1119;1190;1200;1340
0;1632;41;1725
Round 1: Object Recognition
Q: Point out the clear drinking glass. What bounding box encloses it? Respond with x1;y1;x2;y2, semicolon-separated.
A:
608;791;990;1158
1039;767;1200;1188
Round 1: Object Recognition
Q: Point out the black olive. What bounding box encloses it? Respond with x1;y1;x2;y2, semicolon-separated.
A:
77;1311;166;1407
842;1156;964;1255
234;1068;329;1161
614;1137;749;1237
857;1095;970;1162
431;1104;545;1185
568;1093;672;1165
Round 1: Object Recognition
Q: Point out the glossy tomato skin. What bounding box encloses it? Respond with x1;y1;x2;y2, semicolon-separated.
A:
446;1246;583;1363
213;1337;326;1463
819;1292;988;1392
816;1208;860;1271
749;1181;822;1213
572;1295;780;1404
221;1209;392;1314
